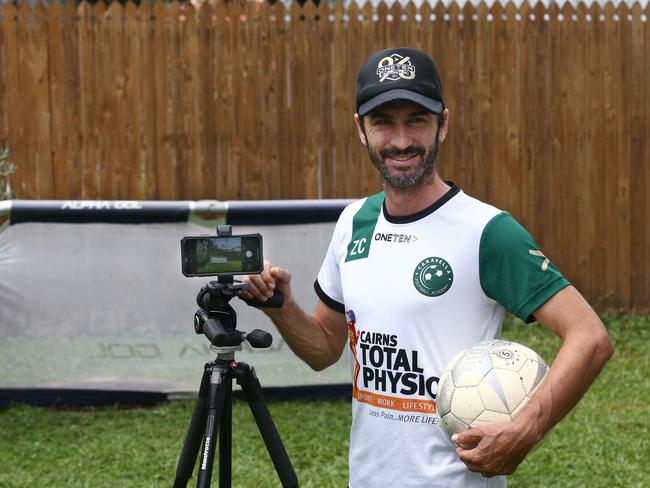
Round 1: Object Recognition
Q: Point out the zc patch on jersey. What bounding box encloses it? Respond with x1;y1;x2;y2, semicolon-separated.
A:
345;192;384;262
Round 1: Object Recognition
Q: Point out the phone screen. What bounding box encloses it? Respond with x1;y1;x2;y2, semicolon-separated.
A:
181;234;263;276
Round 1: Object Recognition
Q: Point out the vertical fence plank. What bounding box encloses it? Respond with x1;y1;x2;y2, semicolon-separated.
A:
15;2;51;197
78;1;96;198
616;2;632;310
332;0;347;197
135;0;155;199
150;1;166;199
1;2;20;194
0;3;8;144
286;1;303;198
572;2;597;301
96;1;124;198
275;1;289;199
168;1;183;199
572;2;593;292
443;2;464;190
533;2;553;260
345;2;365;196
501;2;521;222
63;0;82;198
461;1;479;199
196;2;215;199
473;2;491;204
486;2;508;216
315;0;334;198
588;2;606;307
644;3;650;311
602;1;620;308
14;1;28;197
48;0;67;198
627;3;645;310
178;3;200;198
123;1;140;199
263;1;282;200
556;2;578;282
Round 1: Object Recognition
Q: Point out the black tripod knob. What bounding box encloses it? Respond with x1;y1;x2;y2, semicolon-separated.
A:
245;329;273;348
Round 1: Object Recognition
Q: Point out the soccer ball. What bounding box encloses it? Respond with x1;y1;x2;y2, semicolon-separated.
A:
437;339;548;438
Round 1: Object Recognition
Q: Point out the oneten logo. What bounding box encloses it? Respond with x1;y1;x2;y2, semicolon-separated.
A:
376;53;416;82
373;232;418;244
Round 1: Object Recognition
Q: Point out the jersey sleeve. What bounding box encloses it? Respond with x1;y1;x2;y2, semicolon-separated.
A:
479;212;570;323
313;208;351;314
314;235;345;313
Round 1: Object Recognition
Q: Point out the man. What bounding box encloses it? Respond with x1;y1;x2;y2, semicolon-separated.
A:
240;47;614;487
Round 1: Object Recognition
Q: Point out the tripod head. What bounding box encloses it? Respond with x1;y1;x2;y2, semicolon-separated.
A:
194;275;283;350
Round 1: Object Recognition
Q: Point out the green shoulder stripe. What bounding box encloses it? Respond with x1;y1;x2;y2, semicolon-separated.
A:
479;212;570;323
345;192;384;262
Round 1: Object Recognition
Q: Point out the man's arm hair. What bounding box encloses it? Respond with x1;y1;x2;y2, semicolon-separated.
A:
265;297;348;371
514;285;614;438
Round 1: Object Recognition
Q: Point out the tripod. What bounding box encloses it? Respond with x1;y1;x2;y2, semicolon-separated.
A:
173;278;299;488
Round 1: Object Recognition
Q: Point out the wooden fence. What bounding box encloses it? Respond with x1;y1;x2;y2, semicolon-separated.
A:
0;0;649;312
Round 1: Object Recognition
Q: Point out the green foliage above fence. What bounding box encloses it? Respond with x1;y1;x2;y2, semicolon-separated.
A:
0;147;15;200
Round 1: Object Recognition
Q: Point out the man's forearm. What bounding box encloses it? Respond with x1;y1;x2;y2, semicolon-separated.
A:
515;315;614;441
265;296;346;371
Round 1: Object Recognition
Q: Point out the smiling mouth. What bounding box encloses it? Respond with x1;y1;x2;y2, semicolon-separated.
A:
381;147;424;164
386;153;420;165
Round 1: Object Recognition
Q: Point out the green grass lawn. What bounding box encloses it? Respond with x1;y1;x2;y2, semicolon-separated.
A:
1;315;648;487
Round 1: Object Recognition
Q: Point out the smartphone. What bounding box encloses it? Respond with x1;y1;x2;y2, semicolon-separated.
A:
181;234;263;277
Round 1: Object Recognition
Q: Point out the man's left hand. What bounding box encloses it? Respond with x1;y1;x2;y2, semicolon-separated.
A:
452;421;539;478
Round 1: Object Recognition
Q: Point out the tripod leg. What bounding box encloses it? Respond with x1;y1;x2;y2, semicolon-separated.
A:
218;380;232;488
236;363;299;488
174;368;211;488
197;367;228;488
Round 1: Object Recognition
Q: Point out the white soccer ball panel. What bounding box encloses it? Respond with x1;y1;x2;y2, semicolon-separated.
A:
487;368;528;412
450;386;485;424
442;349;469;377
436;372;454;416
472;410;512;427
451;349;493;387
477;370;511;414
440;411;470;438
511;395;532;419
452;370;487;388
518;357;549;395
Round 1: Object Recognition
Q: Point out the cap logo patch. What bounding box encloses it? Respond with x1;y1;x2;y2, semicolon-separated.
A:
376;54;416;82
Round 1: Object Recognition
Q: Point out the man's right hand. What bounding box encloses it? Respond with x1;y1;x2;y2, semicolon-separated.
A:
239;260;292;304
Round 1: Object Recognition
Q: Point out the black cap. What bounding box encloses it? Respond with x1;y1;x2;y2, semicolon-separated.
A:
356;47;444;117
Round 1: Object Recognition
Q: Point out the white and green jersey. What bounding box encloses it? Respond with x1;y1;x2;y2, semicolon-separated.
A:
315;184;569;488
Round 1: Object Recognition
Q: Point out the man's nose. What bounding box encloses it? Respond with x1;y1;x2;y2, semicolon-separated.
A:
389;124;413;149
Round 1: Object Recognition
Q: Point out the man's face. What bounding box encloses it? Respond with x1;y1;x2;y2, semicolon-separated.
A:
356;100;446;189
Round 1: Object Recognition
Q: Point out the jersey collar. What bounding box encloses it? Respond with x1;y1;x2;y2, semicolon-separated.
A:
382;182;460;224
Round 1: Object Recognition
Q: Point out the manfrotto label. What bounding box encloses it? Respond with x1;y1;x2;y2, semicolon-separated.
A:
412;257;453;297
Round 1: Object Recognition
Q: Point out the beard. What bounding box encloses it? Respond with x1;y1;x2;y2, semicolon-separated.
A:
366;133;440;190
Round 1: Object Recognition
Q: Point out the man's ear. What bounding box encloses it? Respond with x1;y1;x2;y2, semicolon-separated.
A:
438;109;450;142
353;113;367;146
